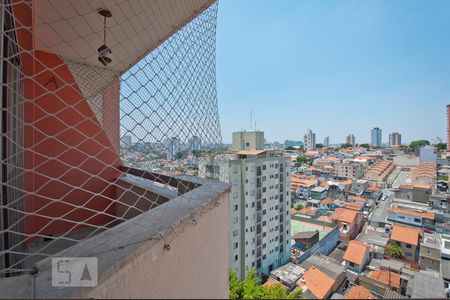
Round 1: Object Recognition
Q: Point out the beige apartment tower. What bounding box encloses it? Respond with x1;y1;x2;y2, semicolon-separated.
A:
233;131;265;150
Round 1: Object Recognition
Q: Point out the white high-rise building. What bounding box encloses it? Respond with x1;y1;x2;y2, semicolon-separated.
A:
198;131;291;281
323;136;330;147
304;129;316;151
389;132;402;147
346;134;356;147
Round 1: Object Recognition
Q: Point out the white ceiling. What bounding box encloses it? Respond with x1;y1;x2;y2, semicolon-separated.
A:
34;0;215;74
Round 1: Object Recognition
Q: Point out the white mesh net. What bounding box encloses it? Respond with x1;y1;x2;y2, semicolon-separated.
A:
0;0;222;276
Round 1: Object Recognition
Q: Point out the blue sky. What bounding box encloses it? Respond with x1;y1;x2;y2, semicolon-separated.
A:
216;0;450;145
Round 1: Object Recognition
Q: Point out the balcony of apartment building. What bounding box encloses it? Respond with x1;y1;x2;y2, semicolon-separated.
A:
0;0;229;298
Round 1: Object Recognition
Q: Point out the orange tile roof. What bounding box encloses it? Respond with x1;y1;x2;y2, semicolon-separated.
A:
331;208;358;224
367;186;381;191
413;162;437;179
316;216;332;223
263;278;288;290
350;196;367;202
346;203;363;211
236;150;266;155
388;207;434;220
320;198;334;205
399;184;413;189
412;184;432;190
390;224;422;245
369;269;401;289
346;285;375;299
366;160;394;177
299;208;317;216
297;267;334;299
343;240;369;266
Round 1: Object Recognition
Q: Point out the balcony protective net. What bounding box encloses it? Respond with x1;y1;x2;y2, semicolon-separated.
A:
0;0;223;276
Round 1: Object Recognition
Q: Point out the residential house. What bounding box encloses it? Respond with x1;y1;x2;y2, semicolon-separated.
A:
331;208;362;241
389;224;422;263
343;240;370;274
297;267;335;299
346;203;364;212
319;198;334;211
349;196;367;207
351;179;369;195
394;184;432;203
387;207;435;229
419;232;441;272
298;207;319;219
310;186;328;200
292;231;320;251
268;263;306;292
367;269;401;293
346;285;375;299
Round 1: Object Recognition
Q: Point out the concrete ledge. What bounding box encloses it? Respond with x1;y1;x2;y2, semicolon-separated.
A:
1;176;230;299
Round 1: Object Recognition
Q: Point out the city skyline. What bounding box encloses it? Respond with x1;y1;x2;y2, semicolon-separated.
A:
217;0;450;144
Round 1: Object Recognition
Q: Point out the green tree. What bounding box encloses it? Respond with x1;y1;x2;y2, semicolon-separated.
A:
409;140;430;150
294;204;304;210
316;143;324;149
360;144;370;149
229;269;303;299
285;146;296;151
385;243;403;258
437;143;447;151
296;156;310;165
341;143;353;148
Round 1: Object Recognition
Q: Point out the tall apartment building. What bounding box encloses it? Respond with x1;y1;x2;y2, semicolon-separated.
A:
304;129;316;151
199;131;292;281
389;132;402;147
323;136;330;147
346;134;356;147
371;127;382;147
188;136;202;155
165;137;181;160
334;162;365;180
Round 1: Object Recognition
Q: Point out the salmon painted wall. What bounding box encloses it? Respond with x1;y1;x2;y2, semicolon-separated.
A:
12;1;123;238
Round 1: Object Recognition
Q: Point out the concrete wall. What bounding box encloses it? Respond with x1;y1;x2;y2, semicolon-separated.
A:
87;191;229;299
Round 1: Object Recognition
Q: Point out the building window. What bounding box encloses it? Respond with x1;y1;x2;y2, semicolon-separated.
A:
234;204;238;211
233;217;238;225
233;230;238;237
233;192;238;199
349;262;355;267
235;255;238;261
406;244;412;249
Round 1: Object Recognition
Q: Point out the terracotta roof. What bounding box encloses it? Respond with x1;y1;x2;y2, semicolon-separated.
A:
367;186;381;191
297;267;334;299
316;216;332;223
413;162;437;179
320;198;334;205
346;203;363;211
346;285;375;299
388;207;434;220
350;196;367;203
343;240;369;266
412;184;432;190
236;150;266;155
399;184;413;189
331;208;358;224
263;278;289;291
366;160;394;177
299;208;317;216
390;224;422;246
369;269;401;289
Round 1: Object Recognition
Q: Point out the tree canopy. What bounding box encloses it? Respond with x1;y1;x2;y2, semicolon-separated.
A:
360;144;370;149
409;140;430;150
285;146;296;151
341;143;353;148
385;243;403;258
229;269;303;299
316;143;324;149
437;143;447;151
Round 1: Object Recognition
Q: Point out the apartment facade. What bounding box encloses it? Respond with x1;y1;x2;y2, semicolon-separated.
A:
389;132;402;147
199;133;292;280
371;127;382;147
304;129;316;151
334;162;365;180
346;134;356;147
